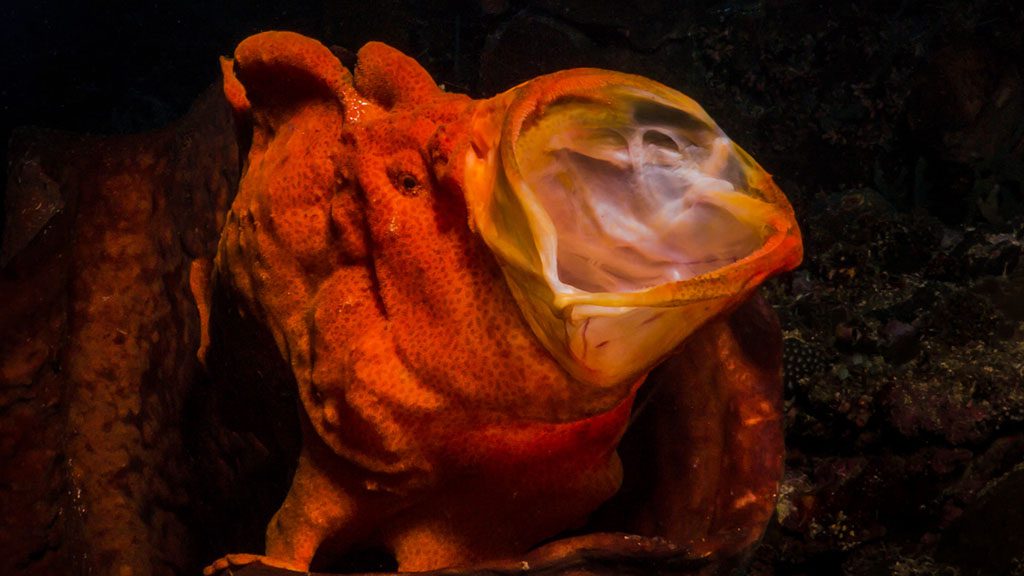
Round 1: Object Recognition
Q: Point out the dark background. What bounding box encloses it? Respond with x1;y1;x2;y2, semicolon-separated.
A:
3;1;1023;574
4;0;1023;221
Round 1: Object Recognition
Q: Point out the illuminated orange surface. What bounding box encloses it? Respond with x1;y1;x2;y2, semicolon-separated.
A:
205;31;802;573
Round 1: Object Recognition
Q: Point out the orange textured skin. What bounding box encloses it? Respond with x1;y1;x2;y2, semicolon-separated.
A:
213;32;642;572
207;31;798;573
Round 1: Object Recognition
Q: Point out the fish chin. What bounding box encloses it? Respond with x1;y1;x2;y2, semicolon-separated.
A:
465;71;802;389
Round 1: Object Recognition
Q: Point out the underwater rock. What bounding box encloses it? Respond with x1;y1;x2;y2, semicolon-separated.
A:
758;181;1024;572
0;85;240;575
938;464;1024;575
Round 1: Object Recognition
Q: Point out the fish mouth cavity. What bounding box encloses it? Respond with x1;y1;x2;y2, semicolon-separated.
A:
513;92;768;297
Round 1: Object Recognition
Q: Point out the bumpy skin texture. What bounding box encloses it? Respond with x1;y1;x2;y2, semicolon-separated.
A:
209;31;799;573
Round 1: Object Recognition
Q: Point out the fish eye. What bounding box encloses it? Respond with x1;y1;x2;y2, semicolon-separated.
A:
387;159;423;197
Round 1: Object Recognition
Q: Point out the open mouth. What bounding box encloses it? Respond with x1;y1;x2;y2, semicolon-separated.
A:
465;72;802;388
514;91;767;295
